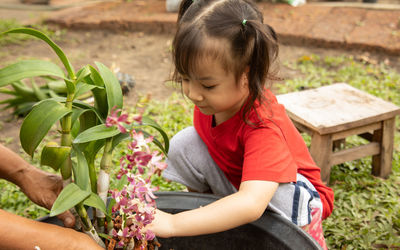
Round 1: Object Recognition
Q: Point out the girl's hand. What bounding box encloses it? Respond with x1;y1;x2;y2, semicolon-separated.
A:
148;180;278;238
147;209;175;238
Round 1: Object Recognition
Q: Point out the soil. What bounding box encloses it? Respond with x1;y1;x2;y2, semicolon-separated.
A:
0;28;399;153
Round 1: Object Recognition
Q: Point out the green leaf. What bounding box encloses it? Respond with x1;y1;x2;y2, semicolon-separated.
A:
13;102;36;116
75;65;91;84
83;193;107;216
95;62;123;112
0;60;65;87
78;109;98;133
48;96;104;123
1;28;75;79
72;145;91;191
73;124;119;144
49;183;90;217
75;139;105;194
70;108;98;138
107;198;116;222
98;233;112;240
69;108;99;135
71;118;80;138
91;87;108;119
64;79;75;94
88;66;105;87
111;132;130;150
41;143;71;171
10;81;35;98
141;116;170;154
47;80;67;94
48;90;60;99
70;108;87;128
0;87;17;95
20;99;72;156
31;80;47;101
81;139;105;162
74;82;95;101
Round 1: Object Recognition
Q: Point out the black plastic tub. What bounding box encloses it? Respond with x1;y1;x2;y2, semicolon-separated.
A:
38;191;322;250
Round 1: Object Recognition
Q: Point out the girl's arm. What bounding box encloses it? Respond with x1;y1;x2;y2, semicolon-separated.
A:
149;180;279;237
0;209;103;250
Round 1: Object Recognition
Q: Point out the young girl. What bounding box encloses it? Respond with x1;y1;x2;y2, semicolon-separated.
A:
148;0;334;248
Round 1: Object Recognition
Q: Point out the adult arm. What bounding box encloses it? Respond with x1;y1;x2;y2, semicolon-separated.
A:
0;144;75;227
0;209;103;250
149;180;279;237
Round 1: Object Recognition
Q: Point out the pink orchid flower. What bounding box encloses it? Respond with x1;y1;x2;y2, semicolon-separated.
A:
105;106;131;133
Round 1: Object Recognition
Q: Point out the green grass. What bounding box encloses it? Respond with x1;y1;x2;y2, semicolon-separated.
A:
0;55;399;249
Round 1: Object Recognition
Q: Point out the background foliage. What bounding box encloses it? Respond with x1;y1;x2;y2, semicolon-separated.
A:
0;55;399;249
278;55;400;249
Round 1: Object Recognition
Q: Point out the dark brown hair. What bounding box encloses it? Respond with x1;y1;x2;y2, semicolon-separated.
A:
173;0;279;123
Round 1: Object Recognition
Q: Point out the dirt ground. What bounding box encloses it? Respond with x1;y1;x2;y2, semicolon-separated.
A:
1;29;399;153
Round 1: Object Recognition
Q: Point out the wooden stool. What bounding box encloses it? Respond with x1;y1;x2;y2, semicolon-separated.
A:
277;83;400;184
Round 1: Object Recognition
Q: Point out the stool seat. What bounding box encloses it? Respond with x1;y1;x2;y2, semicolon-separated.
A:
277;83;400;184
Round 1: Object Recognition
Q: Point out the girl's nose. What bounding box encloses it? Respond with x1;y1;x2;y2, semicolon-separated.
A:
186;83;203;102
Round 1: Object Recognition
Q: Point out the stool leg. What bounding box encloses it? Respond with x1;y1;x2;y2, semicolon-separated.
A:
372;118;396;178
333;139;346;151
310;133;333;184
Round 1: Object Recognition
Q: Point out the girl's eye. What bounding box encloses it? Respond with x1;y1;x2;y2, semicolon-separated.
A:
203;85;215;90
201;83;216;89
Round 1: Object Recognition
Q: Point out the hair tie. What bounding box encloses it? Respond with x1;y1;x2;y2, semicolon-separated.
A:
242;19;247;26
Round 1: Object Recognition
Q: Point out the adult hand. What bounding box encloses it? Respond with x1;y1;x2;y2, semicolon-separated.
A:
18;166;76;228
0;144;75;228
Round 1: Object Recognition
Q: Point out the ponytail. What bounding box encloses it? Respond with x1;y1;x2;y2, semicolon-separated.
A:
177;0;195;23
241;20;279;123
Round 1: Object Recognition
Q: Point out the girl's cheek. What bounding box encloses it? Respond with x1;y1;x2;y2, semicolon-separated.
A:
182;86;189;98
181;82;188;95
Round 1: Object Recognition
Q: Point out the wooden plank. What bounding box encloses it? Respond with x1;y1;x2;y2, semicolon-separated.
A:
309;133;332;184
331;122;381;140
359;132;373;142
372;118;396;178
317;111;400;135
277;83;400;135
330;142;380;166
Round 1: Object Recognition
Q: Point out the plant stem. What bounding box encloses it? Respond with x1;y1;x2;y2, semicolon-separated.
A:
76;202;105;248
96;138;113;233
100;138;113;172
88;159;98;193
58;81;93;240
60;92;74;181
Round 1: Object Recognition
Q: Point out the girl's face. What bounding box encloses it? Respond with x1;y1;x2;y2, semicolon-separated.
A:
181;57;249;125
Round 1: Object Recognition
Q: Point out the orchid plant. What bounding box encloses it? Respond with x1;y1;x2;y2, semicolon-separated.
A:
105;110;165;249
0;28;168;249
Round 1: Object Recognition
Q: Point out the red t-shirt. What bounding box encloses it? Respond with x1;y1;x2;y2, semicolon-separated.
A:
193;90;334;219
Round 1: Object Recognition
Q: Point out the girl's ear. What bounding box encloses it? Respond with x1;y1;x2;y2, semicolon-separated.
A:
240;66;250;88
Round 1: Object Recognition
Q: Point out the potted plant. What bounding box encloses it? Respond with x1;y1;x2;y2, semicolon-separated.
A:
0;28;168;249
